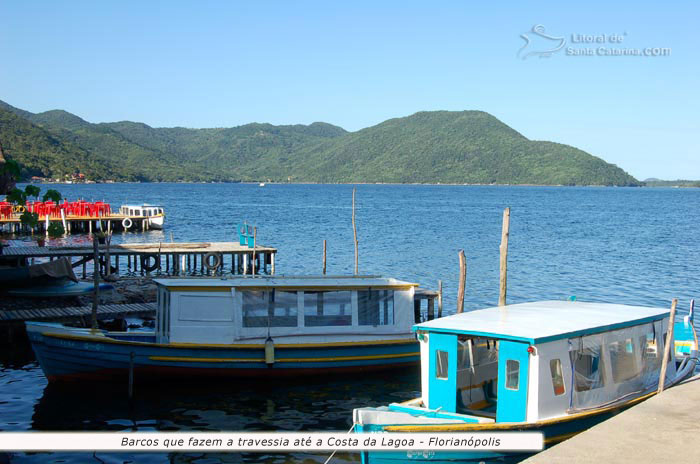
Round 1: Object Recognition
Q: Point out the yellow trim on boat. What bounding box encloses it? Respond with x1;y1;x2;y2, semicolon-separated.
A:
544;431;580;445
150;356;264;363
149;352;418;364
41;332;417;350
383;391;656;432
167;285;417;292
170;338;418;349
278;352;418;362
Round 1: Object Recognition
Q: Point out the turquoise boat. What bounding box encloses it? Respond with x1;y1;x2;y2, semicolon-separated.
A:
26;275;421;382
353;300;699;463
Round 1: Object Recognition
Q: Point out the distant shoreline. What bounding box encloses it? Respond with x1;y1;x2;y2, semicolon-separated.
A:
19;180;699;188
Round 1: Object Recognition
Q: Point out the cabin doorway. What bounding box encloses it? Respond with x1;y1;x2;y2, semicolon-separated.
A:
456;336;499;417
496;340;529;422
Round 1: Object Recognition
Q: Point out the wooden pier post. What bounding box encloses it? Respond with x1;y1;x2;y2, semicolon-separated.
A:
323;239;327;275
252;227;257;275
414;299;421;323
352;186;358;275
427;298;435;321
658;298;678;393
438;280;443;318
271;252;275;275
457;250;466;313
91;237;100;331
498;207;510;307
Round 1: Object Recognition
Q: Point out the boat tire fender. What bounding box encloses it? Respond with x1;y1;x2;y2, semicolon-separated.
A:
141;253;160;272
204;252;221;271
122;217;133;230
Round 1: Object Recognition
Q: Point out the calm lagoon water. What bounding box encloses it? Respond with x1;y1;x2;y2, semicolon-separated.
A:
1;183;699;463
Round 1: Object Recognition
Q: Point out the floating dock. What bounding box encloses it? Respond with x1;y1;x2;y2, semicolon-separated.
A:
522;375;700;463
0;241;277;277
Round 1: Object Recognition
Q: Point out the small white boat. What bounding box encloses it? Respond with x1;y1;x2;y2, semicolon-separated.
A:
259;182;266;187
353;300;699;463
118;204;165;230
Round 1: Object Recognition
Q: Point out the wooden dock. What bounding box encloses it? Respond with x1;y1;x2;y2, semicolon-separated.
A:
0;213;162;234
0;302;156;323
522;375;700;463
1;241;277;277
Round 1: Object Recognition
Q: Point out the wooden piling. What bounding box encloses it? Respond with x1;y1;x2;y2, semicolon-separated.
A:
252;227;257;275
322;239;327;275
91;237;99;331
427;298;435;321
658;298;678;393
499;207;510;307
438;280;443;318
457;250;466;313
352;186;358;274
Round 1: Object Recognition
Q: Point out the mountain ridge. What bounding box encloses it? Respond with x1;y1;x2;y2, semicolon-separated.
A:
0;99;640;186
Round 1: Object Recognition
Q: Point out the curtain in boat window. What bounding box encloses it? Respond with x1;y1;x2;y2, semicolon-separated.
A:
568;320;671;411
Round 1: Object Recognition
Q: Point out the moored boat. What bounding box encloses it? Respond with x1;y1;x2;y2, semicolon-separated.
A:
353;300;699;463
118;204;165;230
26;275;421;381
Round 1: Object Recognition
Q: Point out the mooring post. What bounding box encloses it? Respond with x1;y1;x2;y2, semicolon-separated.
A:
658;298;678;393
352;187;358;274
128;351;135;400
498;207;510;307
438;280;443;318
414;299;421;323
252;227;257;275
457;250;466;313
323;239;327;275
91;237;100;331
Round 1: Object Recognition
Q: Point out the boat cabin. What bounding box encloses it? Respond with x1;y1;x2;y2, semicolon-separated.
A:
153;276;418;345
413;301;676;423
119;204;164;217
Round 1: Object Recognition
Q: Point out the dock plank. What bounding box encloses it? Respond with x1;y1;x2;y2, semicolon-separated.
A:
0;302;156;322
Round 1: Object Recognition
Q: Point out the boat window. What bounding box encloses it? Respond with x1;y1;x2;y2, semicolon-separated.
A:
303;291;352;326
358;290;394;326
242;290;298;327
640;332;661;374
549;359;565;396
505;360;519;390
571;344;606;392
129;209;134;215
436;350;449;379
609;337;641;383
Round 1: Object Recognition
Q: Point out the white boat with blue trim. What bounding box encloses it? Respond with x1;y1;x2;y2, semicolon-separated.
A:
353;300;699;463
26;275;421;381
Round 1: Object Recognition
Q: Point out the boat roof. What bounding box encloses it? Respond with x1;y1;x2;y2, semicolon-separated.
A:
414;300;669;344
121;204;162;208
154;275;419;290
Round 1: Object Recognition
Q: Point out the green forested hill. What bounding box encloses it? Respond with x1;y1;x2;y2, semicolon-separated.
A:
0;99;640;186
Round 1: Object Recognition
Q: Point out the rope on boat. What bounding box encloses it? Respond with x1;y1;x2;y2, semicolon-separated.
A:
322;424;355;464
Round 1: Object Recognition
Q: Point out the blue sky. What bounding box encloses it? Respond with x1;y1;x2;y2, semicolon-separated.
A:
1;1;698;179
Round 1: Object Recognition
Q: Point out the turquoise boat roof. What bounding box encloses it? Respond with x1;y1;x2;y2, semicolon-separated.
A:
414;300;669;344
